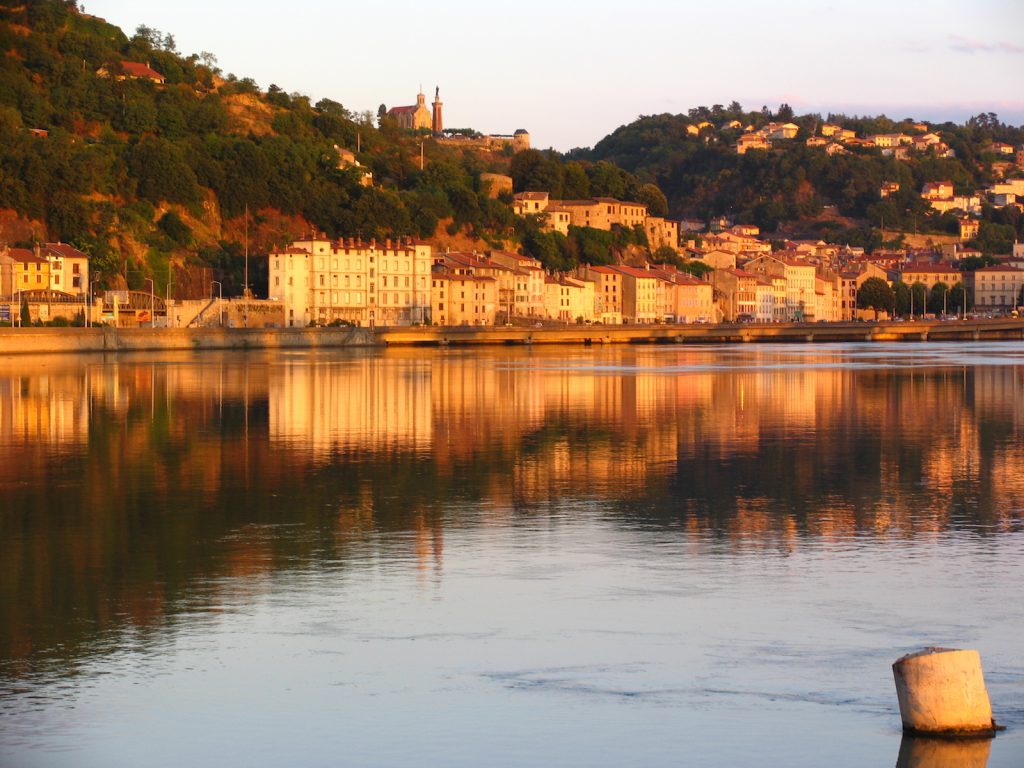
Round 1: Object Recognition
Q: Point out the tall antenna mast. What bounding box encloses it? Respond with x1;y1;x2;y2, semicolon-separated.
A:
244;202;249;298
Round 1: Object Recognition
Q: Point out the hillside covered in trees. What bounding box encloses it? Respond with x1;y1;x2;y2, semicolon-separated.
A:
3;2;1022;297
0;0;670;295
571;105;1024;254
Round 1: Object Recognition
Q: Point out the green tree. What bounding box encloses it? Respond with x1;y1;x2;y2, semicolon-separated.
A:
561;162;591;200
857;276;894;319
651;245;681;266
975;220;1015;255
949;282;970;314
928;282;949;315
893;281;911;317
910;282;927;317
637;183;669;217
158;211;192;246
128;136;200;205
679;260;713;278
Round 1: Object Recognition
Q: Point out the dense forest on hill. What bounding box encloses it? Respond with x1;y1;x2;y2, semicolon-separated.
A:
2;1;1022;296
572;106;1024;253
0;0;665;293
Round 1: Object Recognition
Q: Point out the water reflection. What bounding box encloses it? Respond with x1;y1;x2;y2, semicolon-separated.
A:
896;735;992;768
1;344;1023;700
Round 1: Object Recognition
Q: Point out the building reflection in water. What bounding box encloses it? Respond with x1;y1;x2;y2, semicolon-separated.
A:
0;346;1022;670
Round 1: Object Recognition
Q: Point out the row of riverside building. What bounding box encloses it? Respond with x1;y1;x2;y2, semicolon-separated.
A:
268;236;715;327
269;233;1024;328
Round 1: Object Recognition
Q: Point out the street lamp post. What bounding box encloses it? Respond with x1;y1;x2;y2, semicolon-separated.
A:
144;278;155;328
89;276;101;328
211;281;223;327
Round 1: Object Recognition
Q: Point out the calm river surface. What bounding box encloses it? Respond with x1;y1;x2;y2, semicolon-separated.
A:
1;342;1023;767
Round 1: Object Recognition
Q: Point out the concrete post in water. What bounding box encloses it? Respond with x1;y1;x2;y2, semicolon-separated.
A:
893;648;997;736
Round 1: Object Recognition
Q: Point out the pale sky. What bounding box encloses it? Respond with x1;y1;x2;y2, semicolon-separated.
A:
83;0;1024;151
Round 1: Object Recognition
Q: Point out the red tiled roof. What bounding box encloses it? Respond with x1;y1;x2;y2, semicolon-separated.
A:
974;265;1023;273
613;266;659;279
119;61;164;80
388;105;418;114
43;242;88;259
5;248;46;264
901;263;959;274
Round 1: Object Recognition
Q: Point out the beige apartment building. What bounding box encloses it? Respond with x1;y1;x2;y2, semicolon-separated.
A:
969;266;1024;310
0;247;50;295
673;275;716;323
512;191;549;216
614;266;659;323
543;276;595;322
899;263;962;291
488;251;546;317
42;242;89;295
268;236;432;327
744;254;818;320
578;265;624;324
715;269;759;321
431;271;498;326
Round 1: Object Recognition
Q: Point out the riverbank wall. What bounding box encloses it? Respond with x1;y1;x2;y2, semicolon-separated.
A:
0;326;376;355
0;320;1022;355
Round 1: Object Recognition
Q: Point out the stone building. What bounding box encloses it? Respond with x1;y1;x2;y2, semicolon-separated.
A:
969;266;1024;311
387;89;432;131
268;236;432;327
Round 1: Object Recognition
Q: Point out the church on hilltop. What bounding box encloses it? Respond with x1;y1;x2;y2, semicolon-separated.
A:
386;86;530;152
387;87;443;133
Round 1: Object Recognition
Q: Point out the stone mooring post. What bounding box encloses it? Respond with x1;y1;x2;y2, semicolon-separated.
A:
893;648;1000;737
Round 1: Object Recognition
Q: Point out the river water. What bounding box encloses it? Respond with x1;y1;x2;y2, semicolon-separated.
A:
1;343;1022;767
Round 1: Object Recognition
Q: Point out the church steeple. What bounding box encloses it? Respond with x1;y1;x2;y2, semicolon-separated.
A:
432;86;443;135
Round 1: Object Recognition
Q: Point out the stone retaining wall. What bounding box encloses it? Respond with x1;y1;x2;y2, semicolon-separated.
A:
0;326;375;355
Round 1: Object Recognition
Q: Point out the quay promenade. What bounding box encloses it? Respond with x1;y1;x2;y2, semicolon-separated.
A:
0;319;1022;356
